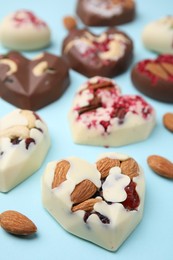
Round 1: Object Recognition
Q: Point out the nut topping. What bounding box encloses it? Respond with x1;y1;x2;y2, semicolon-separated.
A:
20;110;36;129
0;59;17;76
71;179;97;204
145;63;168;80
147;155;173;179
52;160;70;189
78;96;102;115
0;125;30;139
63;16;77;31
88;81;115;91
96;157;120;178
161;62;173;76
52;160;98;205
120;158;139;179
72;198;102;212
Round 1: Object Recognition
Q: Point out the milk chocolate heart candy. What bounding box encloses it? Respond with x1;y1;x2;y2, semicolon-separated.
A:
0;10;51;51
62;27;133;78
68;76;156;147
76;0;136;27
42;152;145;251
142;16;173;54
0;51;70;110
131;54;173;103
0;109;50;192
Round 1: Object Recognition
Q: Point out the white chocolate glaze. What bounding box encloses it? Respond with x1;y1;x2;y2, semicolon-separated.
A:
42;152;145;251
0;109;50;192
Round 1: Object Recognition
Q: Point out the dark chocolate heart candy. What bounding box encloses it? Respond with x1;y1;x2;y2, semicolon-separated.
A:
62;28;133;78
0;51;70;110
76;0;136;27
131;54;173;103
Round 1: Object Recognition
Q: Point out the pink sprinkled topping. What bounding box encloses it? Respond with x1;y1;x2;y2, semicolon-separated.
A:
80;36;111;64
73;77;154;134
12;10;47;27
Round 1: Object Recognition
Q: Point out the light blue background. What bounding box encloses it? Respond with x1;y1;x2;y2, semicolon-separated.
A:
0;1;173;259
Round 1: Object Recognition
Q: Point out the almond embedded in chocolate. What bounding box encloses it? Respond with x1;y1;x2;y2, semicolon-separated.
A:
131;54;173;103
145;62;168;80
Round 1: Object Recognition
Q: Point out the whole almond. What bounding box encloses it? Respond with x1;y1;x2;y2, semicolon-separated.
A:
147;155;173;179
0;210;37;236
163;113;173;132
52;160;70;189
96;157;120;178
120;158;139;179
72;198;102;212
63;16;77;31
71;179;97;204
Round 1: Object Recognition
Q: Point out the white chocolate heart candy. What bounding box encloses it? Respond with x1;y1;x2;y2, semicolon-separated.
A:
142;16;173;54
0;10;51;51
42;152;145;251
68;76;156;147
0;109;50;192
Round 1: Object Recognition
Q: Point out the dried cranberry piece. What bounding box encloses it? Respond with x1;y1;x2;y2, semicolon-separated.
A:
95;212;110;224
122;181;140;211
25;138;35;149
83;211;110;224
33;112;41;121
93;39;110;52
100;120;110;131
11;137;21;145
84;212;92;223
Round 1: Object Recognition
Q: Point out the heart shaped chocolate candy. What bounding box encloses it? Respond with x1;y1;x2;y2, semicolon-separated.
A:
0;51;70;110
0;109;50;192
42;152;145;251
62;28;133;78
76;0;136;27
68;76;156;147
131;54;173;103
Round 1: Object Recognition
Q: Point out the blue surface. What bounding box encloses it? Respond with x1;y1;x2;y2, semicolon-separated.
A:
0;1;173;259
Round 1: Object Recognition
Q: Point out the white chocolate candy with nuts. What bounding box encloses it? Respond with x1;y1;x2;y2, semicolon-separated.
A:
42;152;145;251
0;10;51;51
142;16;173;54
68;76;156;147
0;109;50;192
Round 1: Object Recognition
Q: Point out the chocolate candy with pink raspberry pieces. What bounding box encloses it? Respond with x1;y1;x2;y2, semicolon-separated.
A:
68;76;156;147
0;51;70;110
62;28;133;78
76;0;136;27
131;54;173;103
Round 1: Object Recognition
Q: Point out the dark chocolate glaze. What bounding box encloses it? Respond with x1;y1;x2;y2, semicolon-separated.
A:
0;51;70;110
131;59;173;103
76;0;135;27
62;28;133;78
